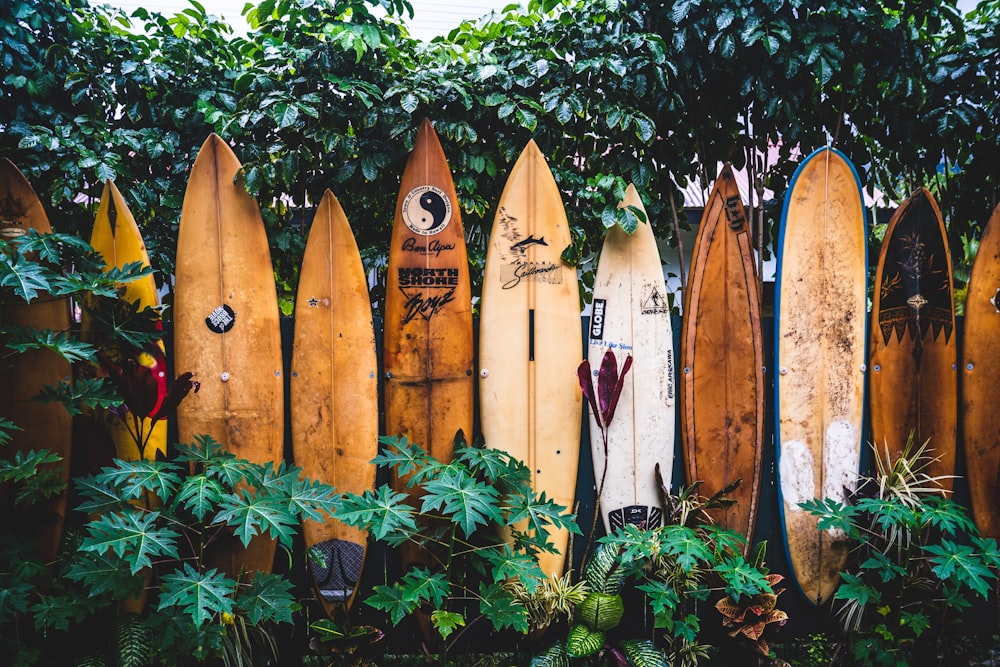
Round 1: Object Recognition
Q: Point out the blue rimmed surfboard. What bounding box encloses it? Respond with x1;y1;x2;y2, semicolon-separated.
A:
774;147;867;605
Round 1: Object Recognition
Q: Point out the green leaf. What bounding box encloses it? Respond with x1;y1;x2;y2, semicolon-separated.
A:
97;459;182;504
64;551;143;598
660;525;713;570
372;436;435;481
278;473;337;522
30;594;91;631
478;581;529;632
158;563;236;627
505;489;579;541
213;491;298;548
420;465;502;536
576;592;624;631
481;544;546;591
2;325;95;363
401;92;419;113
81;510;181;575
236;572;295;624
531;640;569;667
366;568;449;626
74;474;128;514
335;485;418;543
35;377;122;416
833;572;881;608
0;448;62;484
273;102;299;129
174;474;225;521
621;639;668;667
924;540;997;597
566;622;603;657
430;609;465;640
0;252;50;302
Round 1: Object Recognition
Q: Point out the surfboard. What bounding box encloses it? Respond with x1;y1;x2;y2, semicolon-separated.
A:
870;188;956;489
0;158;72;562
774;147;867;605
291;190;377;614
681;165;764;544
961;201;1000;539
479;140;582;578
588;184;674;534
86;180;168;464
383;119;474;566
174;134;284;576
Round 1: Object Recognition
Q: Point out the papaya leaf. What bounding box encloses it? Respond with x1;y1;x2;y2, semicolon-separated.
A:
96;459;182;504
430;610;465;640
81;509;181;574
479;581;529;633
173;474;225;521
235;571;295;624
0;252;50;302
335;485;418;543
2;325;95;363
213;491;297;548
158;563;236;627
420;465;502;537
373;435;436;482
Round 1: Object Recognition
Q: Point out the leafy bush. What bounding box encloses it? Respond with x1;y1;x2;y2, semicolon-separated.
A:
801;439;1000;667
335;433;579;654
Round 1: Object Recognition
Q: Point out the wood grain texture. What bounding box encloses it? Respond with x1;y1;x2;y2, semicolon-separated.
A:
962;202;1000;539
870;188;956;488
383;119;474;573
87;180;168;464
479;140;582;577
775;147;867;605
588;184;674;534
681;165;764;545
174;134;284;576
291;190;377;614
0;158;72;562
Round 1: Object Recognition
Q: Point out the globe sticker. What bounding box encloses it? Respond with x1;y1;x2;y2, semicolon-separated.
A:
402;185;451;236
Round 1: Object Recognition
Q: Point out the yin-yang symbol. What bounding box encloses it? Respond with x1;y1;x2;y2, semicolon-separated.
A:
402;185;452;236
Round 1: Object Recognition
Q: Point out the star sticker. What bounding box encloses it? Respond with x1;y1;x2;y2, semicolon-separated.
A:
308;297;319;307
991;289;1000;313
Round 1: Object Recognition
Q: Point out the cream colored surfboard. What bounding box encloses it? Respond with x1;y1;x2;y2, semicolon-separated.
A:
291;190;377;614
588;184;674;534
479;140;582;577
174;134;284;576
775;147;867;605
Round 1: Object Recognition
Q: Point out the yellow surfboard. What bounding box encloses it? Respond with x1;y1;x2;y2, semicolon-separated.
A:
174;135;284;576
86;180;168;463
479;141;582;577
291;190;377;614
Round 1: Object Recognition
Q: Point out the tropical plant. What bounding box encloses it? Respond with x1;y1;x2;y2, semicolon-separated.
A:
800;438;1000;667
532;484;783;667
334;432;579;659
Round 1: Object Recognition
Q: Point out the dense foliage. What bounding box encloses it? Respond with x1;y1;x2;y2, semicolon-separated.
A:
3;0;999;311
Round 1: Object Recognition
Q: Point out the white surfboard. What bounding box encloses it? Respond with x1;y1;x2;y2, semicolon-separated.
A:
588;184;675;533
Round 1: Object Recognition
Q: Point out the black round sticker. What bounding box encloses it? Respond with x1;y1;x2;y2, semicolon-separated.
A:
205;304;236;333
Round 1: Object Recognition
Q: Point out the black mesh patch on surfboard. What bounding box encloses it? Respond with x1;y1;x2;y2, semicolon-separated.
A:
309;539;364;602
609;505;663;531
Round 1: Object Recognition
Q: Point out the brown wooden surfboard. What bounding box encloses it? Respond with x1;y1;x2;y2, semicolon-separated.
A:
961;201;1000;539
870;188;956;489
291;190;377;614
174;134;284;576
0;158;72;562
681;164;764;545
383;119;474;567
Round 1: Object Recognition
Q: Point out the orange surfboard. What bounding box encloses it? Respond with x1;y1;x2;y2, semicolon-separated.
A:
870;188;956;488
961;201;1000;539
291;190;377;614
383;119;474;568
174;135;284;576
681;165;764;545
0;158;73;561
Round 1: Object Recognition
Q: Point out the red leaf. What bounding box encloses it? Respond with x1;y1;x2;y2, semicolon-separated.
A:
577;359;602;429
150;372;199;423
597;349;619;424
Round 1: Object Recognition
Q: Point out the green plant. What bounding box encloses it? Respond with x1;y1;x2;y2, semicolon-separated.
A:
533;484;783;667
801;439;1000;667
334;433;579;657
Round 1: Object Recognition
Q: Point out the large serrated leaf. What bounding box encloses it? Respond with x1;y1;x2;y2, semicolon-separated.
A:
158;563;236;627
